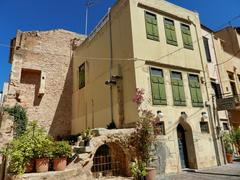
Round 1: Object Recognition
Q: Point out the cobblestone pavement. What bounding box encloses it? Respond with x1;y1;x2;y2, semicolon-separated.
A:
159;161;240;180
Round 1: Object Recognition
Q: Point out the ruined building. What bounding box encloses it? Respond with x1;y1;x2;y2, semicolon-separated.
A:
4;29;85;137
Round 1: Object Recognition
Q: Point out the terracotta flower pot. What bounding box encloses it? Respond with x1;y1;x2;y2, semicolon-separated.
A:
36;158;49;172
226;153;233;163
53;157;67;171
25;160;34;173
146;167;156;180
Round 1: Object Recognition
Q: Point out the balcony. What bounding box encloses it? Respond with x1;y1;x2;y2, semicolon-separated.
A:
216;95;240;111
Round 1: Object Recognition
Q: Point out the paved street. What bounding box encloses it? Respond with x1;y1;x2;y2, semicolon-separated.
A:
160;161;240;180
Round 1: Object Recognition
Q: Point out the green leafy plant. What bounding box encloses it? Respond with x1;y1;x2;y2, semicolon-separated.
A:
130;159;147;180
52;141;72;158
2;131;35;174
223;132;234;154
82;128;94;141
5;104;28;137
231;128;240;153
1;121;54;174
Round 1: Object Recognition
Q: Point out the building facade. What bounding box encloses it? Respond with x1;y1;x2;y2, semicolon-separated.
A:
73;0;220;173
4;29;85;137
213;27;240;128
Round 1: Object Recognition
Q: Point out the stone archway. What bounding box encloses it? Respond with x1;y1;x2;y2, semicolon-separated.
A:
177;121;197;169
91;142;130;178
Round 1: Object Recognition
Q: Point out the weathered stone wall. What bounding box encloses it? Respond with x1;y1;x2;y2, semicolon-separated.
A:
4;29;85;137
0;112;14;152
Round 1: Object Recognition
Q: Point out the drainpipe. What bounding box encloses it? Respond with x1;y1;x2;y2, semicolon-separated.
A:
190;18;221;166
108;8;114;124
211;33;227;164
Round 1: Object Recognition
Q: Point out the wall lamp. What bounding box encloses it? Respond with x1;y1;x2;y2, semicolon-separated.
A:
201;112;208;120
181;112;188;120
157;110;164;119
105;80;117;85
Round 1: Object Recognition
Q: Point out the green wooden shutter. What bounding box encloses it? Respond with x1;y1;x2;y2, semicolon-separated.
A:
178;80;186;105
181;24;193;49
172;79;180;105
145;12;159;41
171;72;186;106
189;75;203;107
158;77;167;104
150;68;167;105
164;19;177;46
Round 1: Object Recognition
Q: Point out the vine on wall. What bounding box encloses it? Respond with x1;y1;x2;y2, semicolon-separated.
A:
5;104;28;137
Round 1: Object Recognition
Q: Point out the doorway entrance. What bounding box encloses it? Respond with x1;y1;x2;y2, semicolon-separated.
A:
177;124;189;168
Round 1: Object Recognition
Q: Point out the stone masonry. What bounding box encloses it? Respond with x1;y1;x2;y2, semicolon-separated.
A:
4;29;85;137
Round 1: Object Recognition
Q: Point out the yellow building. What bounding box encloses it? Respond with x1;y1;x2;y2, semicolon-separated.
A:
213;27;240;128
72;0;220;173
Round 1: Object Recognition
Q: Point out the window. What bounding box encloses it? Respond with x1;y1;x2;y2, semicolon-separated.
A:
164;18;177;46
223;123;229;131
79;63;85;89
200;122;210;133
181;24;193;50
189;74;203;107
154;121;165;135
145;11;159;41
203;37;211;62
150;68;167;105
171;71;186;106
211;82;222;99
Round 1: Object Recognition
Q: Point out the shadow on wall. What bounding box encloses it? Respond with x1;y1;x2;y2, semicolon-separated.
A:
49;58;73;138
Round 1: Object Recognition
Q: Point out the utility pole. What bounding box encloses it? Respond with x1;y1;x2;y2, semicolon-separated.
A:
84;0;95;35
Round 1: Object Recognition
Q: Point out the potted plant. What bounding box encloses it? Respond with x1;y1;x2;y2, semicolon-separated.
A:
52;141;72;171
223;132;234;163
82;128;93;146
130;159;147;180
1;138;34;174
130;89;157;180
232;128;240;154
34;136;53;172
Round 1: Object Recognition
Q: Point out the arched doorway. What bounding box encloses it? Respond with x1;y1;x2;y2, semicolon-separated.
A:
177;123;197;169
91;143;129;178
177;124;189;168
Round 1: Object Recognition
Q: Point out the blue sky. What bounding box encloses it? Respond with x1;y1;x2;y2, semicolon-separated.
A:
0;0;240;91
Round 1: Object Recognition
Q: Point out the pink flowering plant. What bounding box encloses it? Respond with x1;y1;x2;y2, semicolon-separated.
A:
130;88;158;178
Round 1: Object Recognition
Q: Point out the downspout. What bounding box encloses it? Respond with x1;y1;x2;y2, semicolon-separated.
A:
211;33;227;164
108;8;114;124
190;18;221;166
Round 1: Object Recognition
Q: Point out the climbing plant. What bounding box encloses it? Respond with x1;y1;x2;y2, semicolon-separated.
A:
5;104;28;137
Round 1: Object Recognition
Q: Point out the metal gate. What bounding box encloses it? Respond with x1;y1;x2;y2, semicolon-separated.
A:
91;144;123;178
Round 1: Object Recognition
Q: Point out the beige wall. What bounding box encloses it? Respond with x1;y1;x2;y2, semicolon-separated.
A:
72;0;137;134
129;0;217;172
5;29;85;137
73;0;218;173
214;27;240;127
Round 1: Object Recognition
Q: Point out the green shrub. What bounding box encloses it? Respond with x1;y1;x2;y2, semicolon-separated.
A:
52;141;72;158
1;121;54;174
130;159;147;180
5;104;28;137
82;128;93;141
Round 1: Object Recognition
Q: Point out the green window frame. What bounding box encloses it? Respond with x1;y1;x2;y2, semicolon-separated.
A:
171;71;186;106
150;68;167;105
188;74;203;107
164;18;177;46
181;24;193;50
145;11;159;41
79;63;85;89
